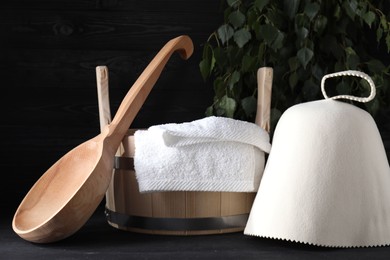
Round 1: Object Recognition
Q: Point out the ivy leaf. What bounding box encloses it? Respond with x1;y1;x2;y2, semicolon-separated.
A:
242;55;256;72
336;81;351;96
218;95;237;118
359;78;371;96
304;3;320;20
382;76;389;92
311;63;323;81
217;24;234;45
297;47;314;69
272;31;284;50
289;71;299;91
241;96;257;117
228;46;244;64
345;47;359;69
295;13;309;28
377;27;383;42
363;11;376;28
365;99;380;117
210;54;216;72
214;77;225;98
334;61;344;72
214;47;228;67
366;59;385;73
334;3;341;19
205;106;214;116
258;42;266;62
229;11;246;29
302;79;319;100
259;21;284;50
259;24;278;45
381;15;388;30
313;15;327;34
288;56;299;71
344;46;356;56
199;44;216;80
229;70;241;89
386;34;390;53
319;35;343;59
199;59;211;81
346;55;360;70
348;0;358;13
254;0;269;11
283;0;301;20
342;0;357;20
227;0;239;8
296;27;309;40
233;28;252;48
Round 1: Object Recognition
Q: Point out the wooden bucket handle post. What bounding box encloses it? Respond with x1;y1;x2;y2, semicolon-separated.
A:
96;65;124;155
96;66;112;132
255;67;273;132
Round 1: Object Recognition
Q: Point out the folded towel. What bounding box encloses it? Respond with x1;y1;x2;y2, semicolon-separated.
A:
134;116;271;193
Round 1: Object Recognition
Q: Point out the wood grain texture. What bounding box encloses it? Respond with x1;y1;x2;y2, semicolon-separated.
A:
0;1;222;184
0;0;223;12
0;8;222;50
1;0;389;221
255;67;273;132
96;66;112;131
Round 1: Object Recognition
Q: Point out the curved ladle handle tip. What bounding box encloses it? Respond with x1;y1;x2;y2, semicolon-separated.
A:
173;35;194;60
107;35;194;149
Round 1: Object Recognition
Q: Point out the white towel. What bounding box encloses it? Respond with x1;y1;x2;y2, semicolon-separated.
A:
134;116;271;193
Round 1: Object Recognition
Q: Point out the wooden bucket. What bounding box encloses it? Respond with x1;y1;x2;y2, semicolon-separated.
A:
96;66;273;235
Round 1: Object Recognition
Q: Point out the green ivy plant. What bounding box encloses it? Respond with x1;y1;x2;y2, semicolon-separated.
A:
200;0;390;130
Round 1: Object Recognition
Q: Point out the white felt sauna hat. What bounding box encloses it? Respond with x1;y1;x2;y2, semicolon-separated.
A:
244;70;390;247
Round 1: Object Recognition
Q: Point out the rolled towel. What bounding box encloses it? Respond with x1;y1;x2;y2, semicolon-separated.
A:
134;116;271;193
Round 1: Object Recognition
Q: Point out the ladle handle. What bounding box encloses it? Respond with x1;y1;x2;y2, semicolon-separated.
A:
107;35;194;147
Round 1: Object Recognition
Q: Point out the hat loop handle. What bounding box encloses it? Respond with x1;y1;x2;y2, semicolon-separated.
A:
321;70;376;103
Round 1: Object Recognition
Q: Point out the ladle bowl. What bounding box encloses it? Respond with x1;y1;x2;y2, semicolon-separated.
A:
12;35;193;243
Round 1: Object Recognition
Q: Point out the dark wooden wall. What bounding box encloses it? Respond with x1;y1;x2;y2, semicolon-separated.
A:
1;1;390;216
0;0;223;211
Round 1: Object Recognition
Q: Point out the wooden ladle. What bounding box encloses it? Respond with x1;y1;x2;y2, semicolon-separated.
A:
12;35;194;243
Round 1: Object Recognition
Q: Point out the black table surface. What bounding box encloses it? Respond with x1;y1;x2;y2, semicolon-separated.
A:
2;203;390;260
